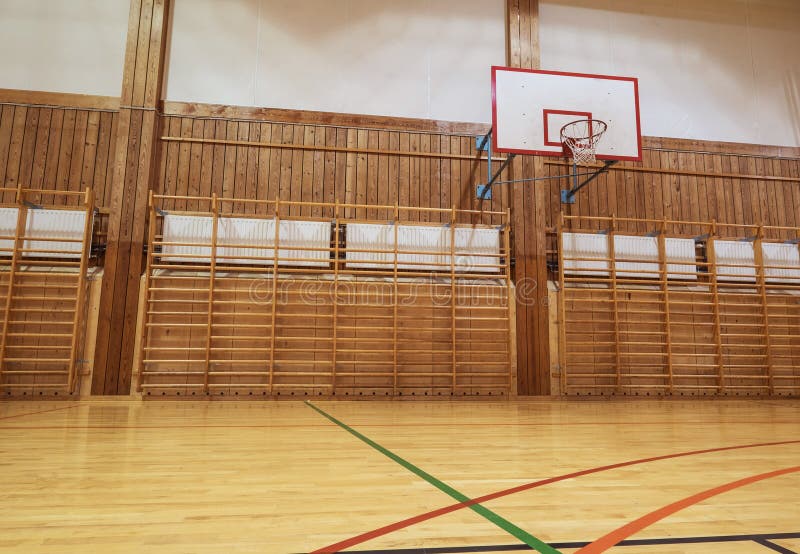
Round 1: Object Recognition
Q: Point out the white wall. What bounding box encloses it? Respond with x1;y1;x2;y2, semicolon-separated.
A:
0;0;130;97
540;0;800;147
165;0;507;123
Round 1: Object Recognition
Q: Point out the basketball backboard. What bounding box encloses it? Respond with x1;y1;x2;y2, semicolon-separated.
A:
491;66;642;162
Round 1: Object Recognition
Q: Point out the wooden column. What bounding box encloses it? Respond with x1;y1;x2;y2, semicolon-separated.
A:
506;0;549;394
92;0;171;394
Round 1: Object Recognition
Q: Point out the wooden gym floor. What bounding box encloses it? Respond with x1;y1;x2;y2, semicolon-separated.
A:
0;399;798;553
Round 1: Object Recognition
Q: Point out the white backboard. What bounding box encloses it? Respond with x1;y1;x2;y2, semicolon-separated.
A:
492;66;642;161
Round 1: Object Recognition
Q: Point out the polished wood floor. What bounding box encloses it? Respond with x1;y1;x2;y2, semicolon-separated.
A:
0;398;798;553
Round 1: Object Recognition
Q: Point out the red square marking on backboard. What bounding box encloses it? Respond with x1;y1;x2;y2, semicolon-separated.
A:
542;109;593;147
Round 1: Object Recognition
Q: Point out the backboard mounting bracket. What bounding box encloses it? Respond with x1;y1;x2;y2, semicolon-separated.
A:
561;160;618;204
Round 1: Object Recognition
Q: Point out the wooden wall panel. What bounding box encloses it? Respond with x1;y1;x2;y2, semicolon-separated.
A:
2;78;799;397
154;113;509;227
0;95;118;210
543;145;800;232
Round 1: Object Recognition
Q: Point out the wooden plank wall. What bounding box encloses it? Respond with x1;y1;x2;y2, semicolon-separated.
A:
545;141;800;235
0;90;118;216
153;107;509;226
2;86;799;396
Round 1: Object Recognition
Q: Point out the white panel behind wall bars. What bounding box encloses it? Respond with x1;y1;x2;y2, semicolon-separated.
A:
562;232;696;280
561;233;610;277
0;207;19;256
161;214;213;263
0;208;86;259
761;242;800;283
345;223;501;272
713;240;757;283
344;223;394;270
454;227;501;273
397;225;449;271
161;214;330;267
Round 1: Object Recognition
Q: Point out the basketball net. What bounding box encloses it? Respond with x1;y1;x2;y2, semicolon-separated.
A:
561;119;608;166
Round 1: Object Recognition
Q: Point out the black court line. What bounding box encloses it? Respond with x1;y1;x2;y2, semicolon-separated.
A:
756;539;799;554
343;532;800;554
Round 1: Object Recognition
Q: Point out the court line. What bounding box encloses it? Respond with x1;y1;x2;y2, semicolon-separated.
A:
316;439;800;552
342;531;800;553
755;539;799;554
304;401;561;554
575;465;800;553
0;404;81;421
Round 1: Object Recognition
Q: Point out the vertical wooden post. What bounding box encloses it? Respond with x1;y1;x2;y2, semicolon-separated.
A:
0;186;29;383
67;187;95;393
135;191;157;392
505;0;548;395
93;0;172;394
203;193;219;395
753;226;774;394
505;209;515;395
392;204;399;395
450;205;457;393
706;221;725;393
657;219;674;393
556;211;568;395
607;215;622;393
331;202;340;394
268;197;280;395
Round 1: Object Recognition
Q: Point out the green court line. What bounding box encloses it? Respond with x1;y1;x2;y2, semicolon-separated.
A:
304;401;561;554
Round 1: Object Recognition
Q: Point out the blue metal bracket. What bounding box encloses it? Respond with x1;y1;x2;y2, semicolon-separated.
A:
560;160;618;204
475;136;491;152
477;185;492;200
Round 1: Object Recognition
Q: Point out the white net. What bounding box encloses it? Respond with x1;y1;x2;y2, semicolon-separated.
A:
561;119;608;166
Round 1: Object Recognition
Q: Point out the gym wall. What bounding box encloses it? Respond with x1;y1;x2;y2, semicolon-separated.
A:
0;0;799;396
0;0;129;97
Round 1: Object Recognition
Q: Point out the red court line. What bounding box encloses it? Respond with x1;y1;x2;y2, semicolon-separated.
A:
575;465;800;553
313;439;800;553
0;404;81;421
1;420;798;430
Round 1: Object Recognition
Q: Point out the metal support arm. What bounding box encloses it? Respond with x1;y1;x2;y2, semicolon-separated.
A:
561;160;618;204
479;153;517;202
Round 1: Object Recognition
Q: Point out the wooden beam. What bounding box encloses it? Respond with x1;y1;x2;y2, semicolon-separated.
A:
505;0;549;395
162;101;491;136
92;0;171;395
0;89;120;111
160;135;506;162
545;160;800;184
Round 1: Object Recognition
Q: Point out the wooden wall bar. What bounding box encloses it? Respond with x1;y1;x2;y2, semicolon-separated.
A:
557;215;800;396
138;195;514;397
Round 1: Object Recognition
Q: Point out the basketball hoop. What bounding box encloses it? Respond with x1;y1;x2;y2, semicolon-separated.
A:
560;119;607;166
